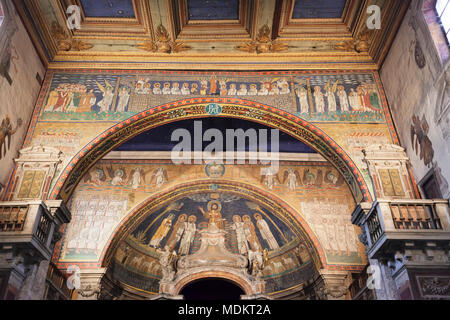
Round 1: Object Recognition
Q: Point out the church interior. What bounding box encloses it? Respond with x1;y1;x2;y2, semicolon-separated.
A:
0;0;449;301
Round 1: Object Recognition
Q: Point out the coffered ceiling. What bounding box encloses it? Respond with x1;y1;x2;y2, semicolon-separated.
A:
14;0;410;70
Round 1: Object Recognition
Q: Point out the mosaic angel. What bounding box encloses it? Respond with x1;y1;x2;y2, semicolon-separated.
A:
83;167;106;186
283;169;302;191
149;167;169;189
106;166;127;186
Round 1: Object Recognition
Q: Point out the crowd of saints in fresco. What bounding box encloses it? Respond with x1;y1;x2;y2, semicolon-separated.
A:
131;196;294;258
40;72;385;122
295;81;382;115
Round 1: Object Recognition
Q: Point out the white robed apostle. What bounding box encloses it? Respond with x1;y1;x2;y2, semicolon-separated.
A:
179;215;197;255
254;213;279;250
232;215;249;255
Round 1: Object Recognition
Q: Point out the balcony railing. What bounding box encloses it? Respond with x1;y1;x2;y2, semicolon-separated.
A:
0;205;28;232
352;199;450;259
44;263;75;300
389;202;442;230
349;265;376;300
0;201;71;261
366;208;383;245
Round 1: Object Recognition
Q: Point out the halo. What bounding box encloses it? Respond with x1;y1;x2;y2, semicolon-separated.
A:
207;200;222;212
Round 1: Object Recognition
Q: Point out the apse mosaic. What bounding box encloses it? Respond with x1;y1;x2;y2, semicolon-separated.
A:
39;71;386;123
130;194;295;255
111;236;316;295
111;191;317;295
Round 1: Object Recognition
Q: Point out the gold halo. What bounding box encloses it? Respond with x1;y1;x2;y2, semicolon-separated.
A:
207;200;222;211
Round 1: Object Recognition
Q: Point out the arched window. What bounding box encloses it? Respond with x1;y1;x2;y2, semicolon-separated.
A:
0;2;4;27
435;0;450;43
423;0;450;63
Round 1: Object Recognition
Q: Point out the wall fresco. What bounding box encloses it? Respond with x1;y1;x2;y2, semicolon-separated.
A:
57;160;365;268
0;0;44;189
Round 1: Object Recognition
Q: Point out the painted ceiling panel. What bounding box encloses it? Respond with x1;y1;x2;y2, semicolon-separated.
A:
80;0;135;18
292;0;347;19
188;0;239;20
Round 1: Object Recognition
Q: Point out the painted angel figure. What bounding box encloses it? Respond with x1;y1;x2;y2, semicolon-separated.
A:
283;169;302;191
149;167;169;189
325;170;345;187
303;169;321;187
0;116;22;159
96;80;115;113
106;166;127;186
83;167;106;186
260;167;280;190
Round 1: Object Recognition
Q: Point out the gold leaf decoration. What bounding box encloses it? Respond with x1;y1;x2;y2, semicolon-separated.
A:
51;21;93;52
137;24;191;54
335;29;373;53
71;39;94;51
235;24;289;54
235;41;258;53
137;41;157;52
171;42;191;53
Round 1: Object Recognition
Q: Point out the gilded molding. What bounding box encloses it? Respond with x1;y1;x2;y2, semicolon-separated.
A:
137;24;190;54
51;22;93;52
235;25;289;54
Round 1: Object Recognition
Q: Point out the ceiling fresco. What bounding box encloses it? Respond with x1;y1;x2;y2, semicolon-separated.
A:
80;0;135;18
15;0;411;70
292;0;347;19
187;0;240;20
